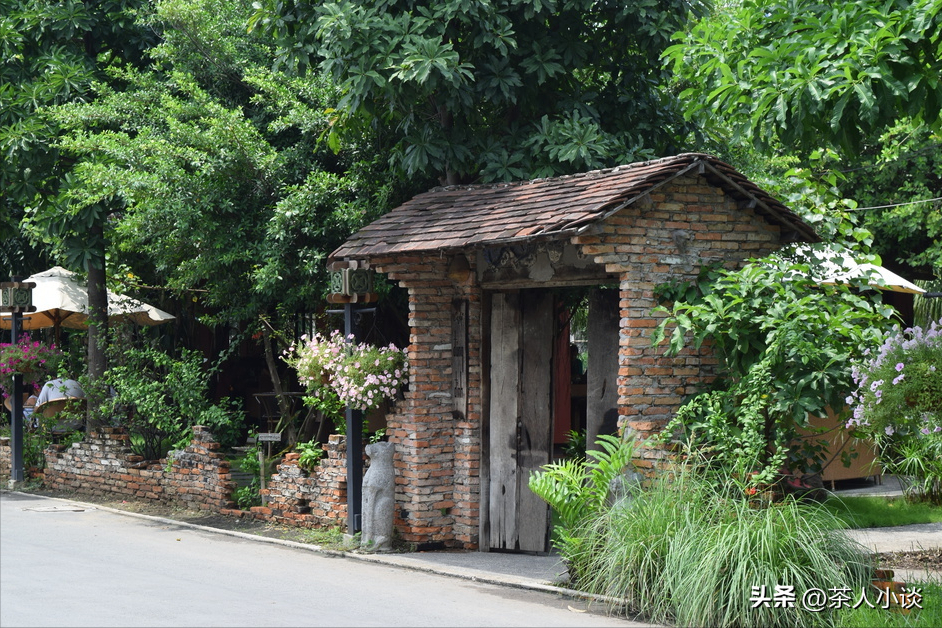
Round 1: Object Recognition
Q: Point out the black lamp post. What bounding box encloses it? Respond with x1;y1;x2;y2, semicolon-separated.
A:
327;262;377;534
1;278;36;487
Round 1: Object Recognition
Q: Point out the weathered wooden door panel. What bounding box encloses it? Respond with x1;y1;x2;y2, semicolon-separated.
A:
488;292;521;549
488;290;552;552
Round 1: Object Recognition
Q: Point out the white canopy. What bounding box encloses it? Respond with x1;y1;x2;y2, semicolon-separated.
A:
1;267;174;339
785;247;926;295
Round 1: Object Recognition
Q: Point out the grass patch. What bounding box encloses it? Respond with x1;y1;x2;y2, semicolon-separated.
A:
837;575;942;627
822;496;942;529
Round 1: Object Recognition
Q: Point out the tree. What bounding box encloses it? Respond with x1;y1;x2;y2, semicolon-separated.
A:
251;0;711;184
46;0;407;429
666;0;942;156
1;0;158;427
666;0;942;280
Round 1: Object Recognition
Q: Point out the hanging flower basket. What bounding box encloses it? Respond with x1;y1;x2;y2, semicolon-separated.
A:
0;334;63;398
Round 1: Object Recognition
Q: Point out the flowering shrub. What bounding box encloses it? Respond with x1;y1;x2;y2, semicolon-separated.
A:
284;330;408;413
847;319;942;503
0;335;63;399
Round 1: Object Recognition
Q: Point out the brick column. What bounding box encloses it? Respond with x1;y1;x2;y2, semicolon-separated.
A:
372;254;484;547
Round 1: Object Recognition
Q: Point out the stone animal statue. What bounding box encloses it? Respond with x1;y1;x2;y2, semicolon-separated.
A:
361;441;396;552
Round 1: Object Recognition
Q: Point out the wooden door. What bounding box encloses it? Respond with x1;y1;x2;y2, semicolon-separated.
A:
487;290;553;552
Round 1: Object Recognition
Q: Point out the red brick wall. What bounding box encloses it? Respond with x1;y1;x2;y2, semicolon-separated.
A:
1;427;351;529
243;434;348;527
574;175;783;467
42;426;236;509
366;255;484;548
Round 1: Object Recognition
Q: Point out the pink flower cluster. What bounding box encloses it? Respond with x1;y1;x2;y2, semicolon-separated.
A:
0;334;63;397
284;330;408;412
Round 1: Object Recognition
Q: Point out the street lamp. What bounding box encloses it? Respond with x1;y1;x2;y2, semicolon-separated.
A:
1;278;36;487
326;261;376;534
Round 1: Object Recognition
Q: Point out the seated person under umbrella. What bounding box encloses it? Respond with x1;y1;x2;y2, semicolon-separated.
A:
35;374;86;432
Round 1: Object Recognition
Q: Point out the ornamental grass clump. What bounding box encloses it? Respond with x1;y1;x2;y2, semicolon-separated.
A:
548;463;873;628
847;318;942;503
285;330;408;412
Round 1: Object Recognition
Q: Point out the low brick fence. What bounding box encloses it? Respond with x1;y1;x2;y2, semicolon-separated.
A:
0;427;349;530
41;426;235;510
0;437;10;479
227;434;348;528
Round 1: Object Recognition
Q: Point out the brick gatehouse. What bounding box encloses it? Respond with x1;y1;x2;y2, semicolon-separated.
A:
330;153;818;552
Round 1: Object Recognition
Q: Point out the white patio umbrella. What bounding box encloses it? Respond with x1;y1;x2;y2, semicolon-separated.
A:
787;246;926;295
0;266;174;342
818;262;926;294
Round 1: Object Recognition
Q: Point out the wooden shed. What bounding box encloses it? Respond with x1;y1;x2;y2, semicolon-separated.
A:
330;153;818;553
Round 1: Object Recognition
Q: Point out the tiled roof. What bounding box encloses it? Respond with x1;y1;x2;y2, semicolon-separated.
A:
331;153;819;260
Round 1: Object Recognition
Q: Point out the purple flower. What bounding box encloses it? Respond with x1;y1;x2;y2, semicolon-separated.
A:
895;362;904;372
884;425;895;436
892;374;904;385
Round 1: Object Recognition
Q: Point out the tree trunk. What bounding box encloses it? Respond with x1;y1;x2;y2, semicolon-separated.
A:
261;321;296;443
86;226;107;432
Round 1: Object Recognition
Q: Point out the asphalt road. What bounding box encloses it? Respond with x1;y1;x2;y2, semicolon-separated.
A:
0;492;639;627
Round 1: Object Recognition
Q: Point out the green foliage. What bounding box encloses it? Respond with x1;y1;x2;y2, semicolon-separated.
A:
560;429;587;461
233;484;262;510
653;254;894;476
661;359;789;488
528;434;637;561
251;0;710;183
848;320;942;503
26;0;399;341
837;129;942;279
667;0;942;157
837;576;942;628
102;344;244;459
669;1;942;282
231;436;263;509
570;466;873;627
295;438;324;473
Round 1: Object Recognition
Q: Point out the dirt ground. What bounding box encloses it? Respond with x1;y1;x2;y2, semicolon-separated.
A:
22;486;348;547
15;486;942;573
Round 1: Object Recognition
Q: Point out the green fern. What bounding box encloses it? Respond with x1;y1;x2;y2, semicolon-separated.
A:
528;434;638;552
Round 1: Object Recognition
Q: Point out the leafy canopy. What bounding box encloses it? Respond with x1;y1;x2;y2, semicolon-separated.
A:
251;0;711;184
652;252;895;475
45;0;394;325
666;0;942;157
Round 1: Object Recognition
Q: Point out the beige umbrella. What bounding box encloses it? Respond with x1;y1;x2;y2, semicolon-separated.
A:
818;262;926;295
0;266;174;342
788;247;927;295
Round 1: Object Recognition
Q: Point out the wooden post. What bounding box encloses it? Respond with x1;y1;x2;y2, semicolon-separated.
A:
586;289;620;452
258;448;267;505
